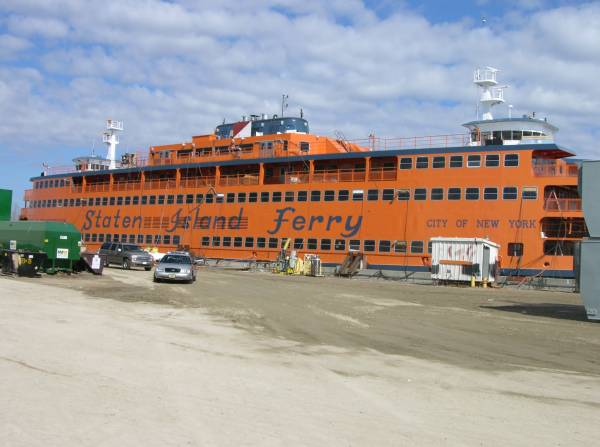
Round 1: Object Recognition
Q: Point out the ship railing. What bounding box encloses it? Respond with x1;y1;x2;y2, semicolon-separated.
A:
349;133;471;151
218;174;260;186
532;161;579;177
368;167;397;181
544;198;582;212
143;179;178;190
180;177;216;188
113;181;142;192
71;185;83;193
84;182;111;192
43;165;75;175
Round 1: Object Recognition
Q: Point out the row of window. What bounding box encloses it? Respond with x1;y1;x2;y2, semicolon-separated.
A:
28;185;538;209
82;233;572;257
32;154;522;189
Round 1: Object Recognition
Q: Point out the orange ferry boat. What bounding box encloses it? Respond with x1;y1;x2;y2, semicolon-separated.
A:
20;68;587;277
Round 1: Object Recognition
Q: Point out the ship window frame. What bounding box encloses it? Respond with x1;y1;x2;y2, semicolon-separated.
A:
201;236;210;247
226;193;235;203
167;195;174;205
320;239;332;251
117;197;124;206
349;239;360;251
245;237;254;248
397;189;410;201
414;188;427;201
260;191;270;202
249;192;258;203
176;194;184;204
195;194;203;204
382;189;395;201
311;190;321;202
416;157;429;169
399;157;413;170
124;196;131;206
352;190;364;201
205;194;214;204
449;155;463;168
411;240;424;254
212;236;221;247
367;189;379;201
364;240;376;252
157;195;165;205
522;186;538;200
132;196;139;205
285;191;294;202
237;192;246;203
394;241;407;253
297;191;308;202
324;190;335;202
268;237;278;249
149;195;156;205
334;239;346;251
467;154;481;168
272;191;282;202
448;187;461;200
186;194;193;204
465;187;480;200
504;153;519;167
307;238;318;250
508;242;524;257
485;154;500;167
379;240;391;253
432;156;445;168
233;237;242;247
431;188;444;201
483;187;498;200
257;237;266;248
543;240;574;256
216;194;224;204
173;235;180;246
338;190;349;201
293;238;304;250
503;186;518;200
223;236;232;247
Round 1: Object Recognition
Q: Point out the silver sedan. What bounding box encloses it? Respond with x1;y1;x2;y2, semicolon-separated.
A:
153;253;196;283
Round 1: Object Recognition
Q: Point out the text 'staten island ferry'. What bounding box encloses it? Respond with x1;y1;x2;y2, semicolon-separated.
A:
21;68;587;277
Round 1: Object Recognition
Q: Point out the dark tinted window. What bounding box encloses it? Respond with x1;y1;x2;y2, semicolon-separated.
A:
399;158;412;169
465;188;479;200
249;192;258;203
504;154;519;167
307;238;318;250
260;192;269;202
338;190;349;201
432;156;445;168
416;157;428;169
226;193;235;203
334;239;346;251
320;239;331;251
503;187;518;200
484;187;498;200
364;240;375;252
237;193;246;203
367;189;379;201
485;154;500;167
431;188;444;200
449;155;463;168
397;189;410;201
379;240;391;252
411;241;424;254
382;189;394;201
297;191;308;202
508;242;524;256
272;192;282;202
448;188;461;200
324;190;335;202
311;190;321;202
414;188;427;200
285;191;294;202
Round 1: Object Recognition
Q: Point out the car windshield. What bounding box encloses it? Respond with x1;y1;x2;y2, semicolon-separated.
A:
161;255;192;264
123;244;142;252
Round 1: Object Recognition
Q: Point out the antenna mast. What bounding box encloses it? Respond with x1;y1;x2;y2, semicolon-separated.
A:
103;119;123;169
473;67;507;120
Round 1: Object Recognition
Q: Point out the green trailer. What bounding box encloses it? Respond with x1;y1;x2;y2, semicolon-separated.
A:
0;221;82;272
0;189;11;221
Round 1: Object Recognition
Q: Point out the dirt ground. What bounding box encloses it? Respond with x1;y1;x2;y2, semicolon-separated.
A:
1;267;599;446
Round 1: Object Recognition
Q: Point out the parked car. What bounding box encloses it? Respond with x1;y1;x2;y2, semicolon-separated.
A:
153;252;196;283
98;242;154;270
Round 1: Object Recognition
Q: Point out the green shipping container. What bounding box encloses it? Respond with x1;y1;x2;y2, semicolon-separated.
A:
0;221;82;272
0;189;11;221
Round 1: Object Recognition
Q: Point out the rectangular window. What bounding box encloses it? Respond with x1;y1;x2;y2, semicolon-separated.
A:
293;238;304;249
257;237;266;248
157;195;165;205
136;234;143;244
508;242;524;256
117;197;123;206
394;241;407;253
399;157;412;170
307;238;318;250
379;240;391;252
364;240;375;252
153;235;161;244
167;195;174;205
173;235;180;246
162;234;170;245
428;241;433;254
467;154;481;168
272;192;282;202
226;193;235;203
149;195;156;205
522;187;538;200
483;187;498;200
320;239;331;251
310;190;321;202
324;190;335;202
349;240;360;251
128;234;135;243
284;191;294;202
448;188;461;200
334;239;346;251
205;194;213;204
94;197;101;206
411;241;424;254
212;236;221;247
431;188;444;200
432;156;445;168
176;194;183;204
248;192;258;203
145;235;153;244
503;186;518;200
109;197;115;206
233;237;242;247
414;188;427;201
297;191;308;202
268;238;278;249
237;192;246;203
367;189;379;201
223;236;232;247
416;157;428;169
504;153;519;167
338;190;349;201
397;189;410;201
216;194;224;203
465;188;480;200
195;193;204;204
485;154;500;167
245;237;254;248
544;240;574;256
186;194;193;204
352;190;364;201
382;189;394;201
131;196;138;205
201;236;210;246
449;155;463;168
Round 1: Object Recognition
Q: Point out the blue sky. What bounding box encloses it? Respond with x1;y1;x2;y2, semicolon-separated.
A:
1;0;599;212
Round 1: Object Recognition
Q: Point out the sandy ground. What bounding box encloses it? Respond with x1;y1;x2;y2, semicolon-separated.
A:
1;267;599;446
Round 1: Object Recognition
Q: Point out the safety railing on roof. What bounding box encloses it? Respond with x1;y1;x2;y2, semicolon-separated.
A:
180;177;216;188
349;133;471;151
218;174;260;186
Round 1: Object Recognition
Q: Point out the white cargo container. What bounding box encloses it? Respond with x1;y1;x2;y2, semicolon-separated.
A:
430;237;500;284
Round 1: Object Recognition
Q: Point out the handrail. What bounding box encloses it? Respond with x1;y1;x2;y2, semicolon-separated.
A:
533;160;579;177
544;198;582;212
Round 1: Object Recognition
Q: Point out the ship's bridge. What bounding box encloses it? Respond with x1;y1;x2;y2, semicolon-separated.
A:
215;115;309;139
463;116;558;146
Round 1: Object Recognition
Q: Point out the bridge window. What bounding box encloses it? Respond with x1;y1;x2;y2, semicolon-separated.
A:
432;156;445;168
504;154;519;167
503;187;518;200
416;157;428;169
508;242;523;256
449;155;463;168
522;187;538;200
399;157;412;169
483;187;498;200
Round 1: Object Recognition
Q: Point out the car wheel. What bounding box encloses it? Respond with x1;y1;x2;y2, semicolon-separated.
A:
144;266;151;271
122;259;130;270
153;276;160;283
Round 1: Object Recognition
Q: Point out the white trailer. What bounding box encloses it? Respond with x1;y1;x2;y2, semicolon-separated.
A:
431;237;500;284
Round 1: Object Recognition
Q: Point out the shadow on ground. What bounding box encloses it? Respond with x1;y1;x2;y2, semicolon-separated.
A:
481;302;589;322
